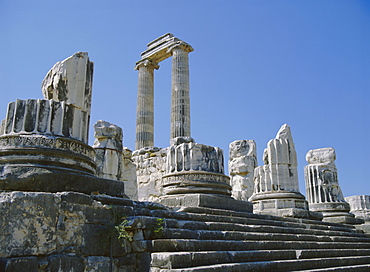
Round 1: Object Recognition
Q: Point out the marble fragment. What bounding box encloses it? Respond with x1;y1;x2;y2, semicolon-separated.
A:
41;52;93;143
93;120;138;200
250;124;312;218
305;147;362;224
133;147;167;202
229;140;257;201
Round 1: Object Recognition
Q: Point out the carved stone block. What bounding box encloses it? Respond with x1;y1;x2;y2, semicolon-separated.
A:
250;124;311;218
305;147;363;224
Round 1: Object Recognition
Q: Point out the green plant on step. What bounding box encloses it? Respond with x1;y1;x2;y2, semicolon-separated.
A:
115;218;133;244
152;218;164;239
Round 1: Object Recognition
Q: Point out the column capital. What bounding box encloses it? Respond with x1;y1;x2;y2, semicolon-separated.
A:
167;41;194;54
134;59;159;71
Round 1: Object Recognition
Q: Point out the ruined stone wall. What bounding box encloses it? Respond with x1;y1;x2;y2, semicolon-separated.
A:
0;191;156;271
132;147;167;202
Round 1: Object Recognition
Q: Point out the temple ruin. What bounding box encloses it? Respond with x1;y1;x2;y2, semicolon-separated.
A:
0;34;369;271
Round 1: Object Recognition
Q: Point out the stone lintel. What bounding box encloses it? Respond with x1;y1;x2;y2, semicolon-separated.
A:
140;36;193;63
159;193;253;213
147;33;174;49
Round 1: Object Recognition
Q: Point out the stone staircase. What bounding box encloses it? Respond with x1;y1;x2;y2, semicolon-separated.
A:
127;206;370;271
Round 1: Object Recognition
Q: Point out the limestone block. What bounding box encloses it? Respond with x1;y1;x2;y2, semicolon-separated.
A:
93;120;123;150
133;147;167;202
0;191;118;260
229;140;257;201
93;120;123;181
93;121;138;200
306;147;336;164
121;148;138;201
84;256;117;272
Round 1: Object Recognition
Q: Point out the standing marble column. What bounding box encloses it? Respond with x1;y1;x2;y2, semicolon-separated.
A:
168;42;193;140
135;59;159;150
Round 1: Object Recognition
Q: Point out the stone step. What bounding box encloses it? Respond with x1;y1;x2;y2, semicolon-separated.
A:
293;264;370;271
150;256;370;272
174;206;359;232
148;239;370;252
160;227;370;243
137;208;362;236
128;215;369;240
151;249;370;269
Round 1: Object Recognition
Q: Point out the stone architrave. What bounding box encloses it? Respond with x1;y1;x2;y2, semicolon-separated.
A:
228;140;257;201
249;124;316;219
305;147;363;224
41;52;93;143
345;195;370;234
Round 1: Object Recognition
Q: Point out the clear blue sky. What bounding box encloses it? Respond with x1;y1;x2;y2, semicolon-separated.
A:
1;1;369;197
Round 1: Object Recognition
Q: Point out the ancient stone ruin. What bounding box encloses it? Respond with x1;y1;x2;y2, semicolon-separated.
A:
229;139;257;201
1;34;370;271
304;147;363;224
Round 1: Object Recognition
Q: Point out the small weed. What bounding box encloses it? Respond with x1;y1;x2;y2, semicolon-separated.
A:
115;219;133;243
152;218;164;238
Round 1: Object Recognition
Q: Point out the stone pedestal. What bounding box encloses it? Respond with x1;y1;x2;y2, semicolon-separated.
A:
229;140;257;201
250;124;316;219
159;138;252;213
305;148;362;224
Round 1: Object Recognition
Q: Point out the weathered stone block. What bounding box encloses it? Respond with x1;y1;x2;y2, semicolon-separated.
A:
84;256;118;272
47;255;84;272
0;257;38;272
229;140;257;201
159;193;252;213
81;224;129;257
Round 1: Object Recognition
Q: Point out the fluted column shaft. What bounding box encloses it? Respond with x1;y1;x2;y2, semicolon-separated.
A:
135;59;159;150
169;43;192;140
